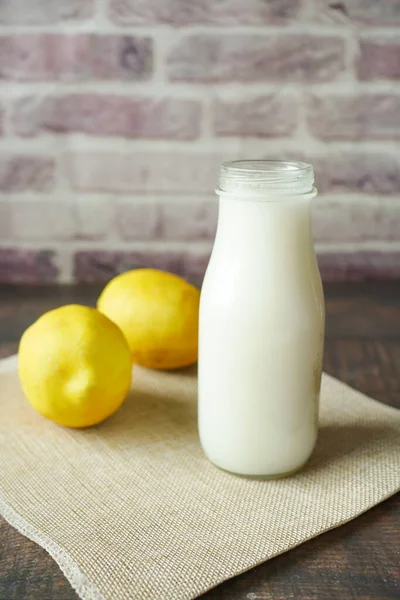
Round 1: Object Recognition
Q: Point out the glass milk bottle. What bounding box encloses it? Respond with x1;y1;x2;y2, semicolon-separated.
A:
198;160;325;478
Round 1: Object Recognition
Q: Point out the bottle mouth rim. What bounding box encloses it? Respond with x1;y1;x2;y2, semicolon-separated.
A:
217;159;316;198
221;159;311;175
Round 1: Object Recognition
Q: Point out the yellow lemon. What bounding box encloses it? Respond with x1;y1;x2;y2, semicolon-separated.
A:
18;305;132;428
97;269;200;370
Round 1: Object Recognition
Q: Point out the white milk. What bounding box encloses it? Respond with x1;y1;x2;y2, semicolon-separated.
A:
198;161;325;478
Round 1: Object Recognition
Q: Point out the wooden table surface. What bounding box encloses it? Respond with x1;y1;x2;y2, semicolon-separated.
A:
0;282;399;600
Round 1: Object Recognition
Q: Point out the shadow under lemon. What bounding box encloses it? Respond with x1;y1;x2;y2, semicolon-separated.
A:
88;364;199;448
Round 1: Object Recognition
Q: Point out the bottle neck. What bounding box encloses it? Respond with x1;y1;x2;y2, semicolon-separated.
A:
211;196;318;285
216;195;313;252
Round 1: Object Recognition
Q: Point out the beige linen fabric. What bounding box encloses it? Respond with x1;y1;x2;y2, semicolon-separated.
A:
0;354;399;600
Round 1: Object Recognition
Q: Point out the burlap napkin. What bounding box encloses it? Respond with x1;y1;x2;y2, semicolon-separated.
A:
0;354;399;600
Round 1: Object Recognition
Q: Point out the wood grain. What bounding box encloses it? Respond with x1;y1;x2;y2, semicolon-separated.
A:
0;282;399;600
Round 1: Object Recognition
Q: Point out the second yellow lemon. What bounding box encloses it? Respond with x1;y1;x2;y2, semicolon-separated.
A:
97;269;200;370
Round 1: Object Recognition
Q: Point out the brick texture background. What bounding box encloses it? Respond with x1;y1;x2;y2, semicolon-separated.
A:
0;0;399;283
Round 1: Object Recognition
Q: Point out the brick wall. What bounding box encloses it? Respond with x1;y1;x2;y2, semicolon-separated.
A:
0;0;399;284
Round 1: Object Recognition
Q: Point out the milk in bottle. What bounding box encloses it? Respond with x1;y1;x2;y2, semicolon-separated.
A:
198;160;325;478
